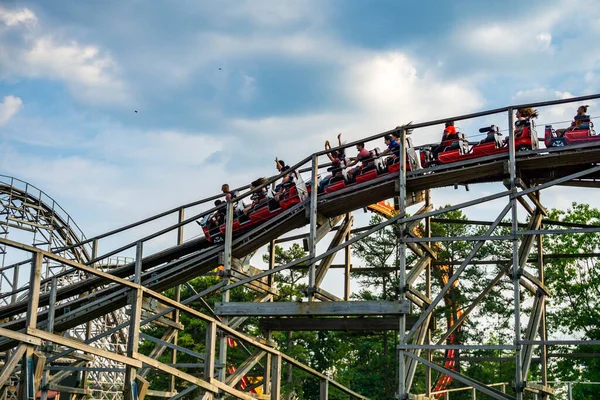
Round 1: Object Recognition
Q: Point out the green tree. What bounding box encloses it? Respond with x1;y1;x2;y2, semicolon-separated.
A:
543;203;600;400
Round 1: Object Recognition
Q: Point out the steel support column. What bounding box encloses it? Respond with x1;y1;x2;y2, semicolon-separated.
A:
398;127;408;399
507;107;523;399
308;154;319;300
218;201;234;384
124;242;143;400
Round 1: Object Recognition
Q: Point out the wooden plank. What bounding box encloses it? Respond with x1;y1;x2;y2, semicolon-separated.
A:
312;287;343;302
270;354;281;400
259;316;417;332
259;317;418;332
33;352;45;391
0;344;27;387
26;328;142;368
524;381;554;395
46;384;92;395
137;375;149;400
0;327;42;346
215;301;409;317
145;390;177;398
225;350;266;387
210;379;261;400
135;353;216;393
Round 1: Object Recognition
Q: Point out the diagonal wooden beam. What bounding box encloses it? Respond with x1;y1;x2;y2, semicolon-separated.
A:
138;329;177;378
225;350;266;387
315;215;353;287
521;295;545;379
0;344;27;387
405;315;431;392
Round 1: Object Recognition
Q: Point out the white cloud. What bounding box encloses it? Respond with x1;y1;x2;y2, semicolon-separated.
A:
22;37;130;104
0;7;130;106
0;95;23;126
0;7;37;26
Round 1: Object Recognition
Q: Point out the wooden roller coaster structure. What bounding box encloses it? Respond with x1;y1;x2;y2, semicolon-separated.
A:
1;94;600;399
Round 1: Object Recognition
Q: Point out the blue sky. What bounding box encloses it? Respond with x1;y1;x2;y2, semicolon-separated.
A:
1;0;600;246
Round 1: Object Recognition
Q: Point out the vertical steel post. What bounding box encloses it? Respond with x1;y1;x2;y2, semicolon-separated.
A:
204;321;216;382
507;107;523;399
471;388;476;400
270;354;282;400
124;242;144;400
21;252;42;400
536;193;549;399
425;190;432;397
567;382;573;400
82;239;98;392
397;128;408;399
308;154;319;301
40;277;57;400
170;208;185;393
263;240;275;394
320;379;329;400
344;218;351;301
218;201;234;383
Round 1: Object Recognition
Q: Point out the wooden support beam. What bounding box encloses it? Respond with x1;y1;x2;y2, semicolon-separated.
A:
320;379;328;400
135;353;216;393
314;215;353;287
48;361;87;385
521;295;545;378
46;384;92;396
229;294;273;330
270;354;281;400
312;287;343;302
137;376;149;400
227;269;279;295
203;321;216;382
259;316;419;332
520;270;551;296
26;328;142;368
0;344;27;387
225;350;266;387
215;301;409;317
138;329;177;379
524;382;554;395
145;390;178;398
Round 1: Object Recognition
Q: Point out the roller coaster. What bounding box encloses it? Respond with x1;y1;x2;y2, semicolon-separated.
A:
1;94;600;400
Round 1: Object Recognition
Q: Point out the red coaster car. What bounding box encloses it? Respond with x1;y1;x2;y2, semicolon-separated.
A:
544;115;598;147
422;123;538;166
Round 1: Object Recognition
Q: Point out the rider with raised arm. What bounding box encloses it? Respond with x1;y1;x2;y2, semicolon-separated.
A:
319;139;344;192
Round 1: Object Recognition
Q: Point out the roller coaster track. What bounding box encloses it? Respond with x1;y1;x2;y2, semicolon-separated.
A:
1;142;600;340
2;93;600;399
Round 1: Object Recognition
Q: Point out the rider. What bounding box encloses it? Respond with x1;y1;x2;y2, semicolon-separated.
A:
325;133;347;166
514;108;538;136
221;184;238;202
319;142;344;192
243;178;268;215
346;142;372;180
433;121;458;155
208;199;226;230
274;158;295;201
381;135;400;166
556;105;589;136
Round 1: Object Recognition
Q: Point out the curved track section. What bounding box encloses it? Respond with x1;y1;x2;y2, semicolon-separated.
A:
0;175;128;400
